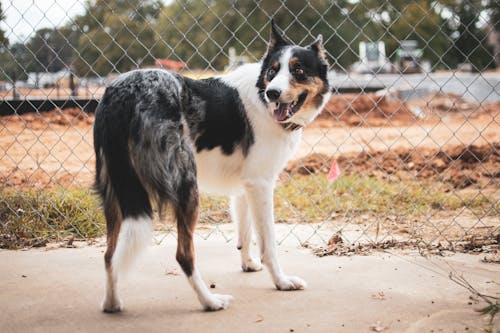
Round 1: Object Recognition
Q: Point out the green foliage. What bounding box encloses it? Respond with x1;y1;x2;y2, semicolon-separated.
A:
442;0;495;70
377;1;449;68
0;0;497;77
154;0;385;70
73;0;166;75
0;42;32;81
0;2;7;46
27;27;79;72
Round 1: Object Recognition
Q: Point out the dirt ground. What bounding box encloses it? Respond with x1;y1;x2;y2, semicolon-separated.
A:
0;93;498;190
0;86;106;99
318;92;500;127
287;143;499;189
0;93;498;264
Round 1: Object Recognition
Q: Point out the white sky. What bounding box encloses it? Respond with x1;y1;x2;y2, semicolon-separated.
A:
1;0;85;43
0;0;175;44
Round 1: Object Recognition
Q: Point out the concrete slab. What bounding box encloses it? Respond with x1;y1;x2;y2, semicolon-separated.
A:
1;239;498;333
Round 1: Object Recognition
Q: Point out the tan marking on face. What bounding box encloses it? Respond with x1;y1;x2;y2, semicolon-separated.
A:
262;76;270;87
287;77;328;109
289;57;299;66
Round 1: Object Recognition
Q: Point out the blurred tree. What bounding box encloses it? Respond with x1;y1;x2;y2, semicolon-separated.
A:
73;0;166;76
0;42;31;81
0;2;11;81
441;0;495;70
156;0;362;70
23;27;79;73
488;0;500;67
355;0;450;69
0;2;7;46
1;0;496;79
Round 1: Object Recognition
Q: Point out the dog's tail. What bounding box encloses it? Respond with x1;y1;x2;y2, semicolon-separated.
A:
93;93;154;276
94;76;191;275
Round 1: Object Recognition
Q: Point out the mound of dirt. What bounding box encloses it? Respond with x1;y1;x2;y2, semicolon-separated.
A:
1;108;94;130
415;92;479;113
317;93;416;127
285;143;499;189
408;92;500;120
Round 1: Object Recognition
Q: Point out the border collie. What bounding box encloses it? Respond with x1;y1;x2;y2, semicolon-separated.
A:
94;20;331;312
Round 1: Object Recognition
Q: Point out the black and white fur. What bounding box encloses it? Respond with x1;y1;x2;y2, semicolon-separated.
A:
94;20;331;312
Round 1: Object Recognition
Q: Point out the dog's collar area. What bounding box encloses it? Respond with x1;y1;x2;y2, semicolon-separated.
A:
280;122;303;131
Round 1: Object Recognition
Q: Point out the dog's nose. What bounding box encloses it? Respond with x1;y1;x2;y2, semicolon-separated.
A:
266;88;281;101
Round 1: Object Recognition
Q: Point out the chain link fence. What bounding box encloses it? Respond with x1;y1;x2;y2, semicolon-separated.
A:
0;0;498;252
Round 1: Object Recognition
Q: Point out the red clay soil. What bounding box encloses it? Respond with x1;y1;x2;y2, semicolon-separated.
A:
411;92;500;114
317;92;500;127
1;93;416;129
285;143;500;189
1;92;497;130
1;108;94;130
317;93;416;127
0;95;498;190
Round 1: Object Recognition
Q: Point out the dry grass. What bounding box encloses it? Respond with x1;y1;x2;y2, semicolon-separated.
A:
0;174;496;249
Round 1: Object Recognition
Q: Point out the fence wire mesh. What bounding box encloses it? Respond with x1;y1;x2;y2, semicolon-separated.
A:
0;0;498;252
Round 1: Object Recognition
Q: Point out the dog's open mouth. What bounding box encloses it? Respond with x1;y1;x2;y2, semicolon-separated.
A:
273;92;308;122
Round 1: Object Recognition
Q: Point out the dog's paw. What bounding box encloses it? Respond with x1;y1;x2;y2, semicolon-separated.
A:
101;297;123;313
203;294;234;311
275;275;307;291
242;257;263;272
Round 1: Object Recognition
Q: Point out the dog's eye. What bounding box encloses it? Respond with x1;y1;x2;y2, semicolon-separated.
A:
268;68;276;78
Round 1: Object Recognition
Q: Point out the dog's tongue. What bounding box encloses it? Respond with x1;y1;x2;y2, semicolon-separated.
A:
274;103;292;121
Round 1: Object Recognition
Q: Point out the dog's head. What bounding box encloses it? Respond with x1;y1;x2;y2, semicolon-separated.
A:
256;20;331;128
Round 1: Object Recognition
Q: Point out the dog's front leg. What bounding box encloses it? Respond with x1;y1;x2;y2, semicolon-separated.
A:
243;179;307;290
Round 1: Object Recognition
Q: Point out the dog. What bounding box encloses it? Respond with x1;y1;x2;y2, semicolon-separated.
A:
93;20;331;312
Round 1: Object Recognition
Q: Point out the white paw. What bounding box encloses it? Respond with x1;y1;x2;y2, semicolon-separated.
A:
242;257;263;272
275;275;307;291
202;293;234;311
101;297;123;313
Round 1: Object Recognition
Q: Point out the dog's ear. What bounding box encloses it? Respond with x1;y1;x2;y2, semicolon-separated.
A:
266;19;291;53
309;34;328;65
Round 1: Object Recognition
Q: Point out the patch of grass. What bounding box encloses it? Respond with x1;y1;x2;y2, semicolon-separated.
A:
0;187;104;249
274;174;495;222
0;174;496;248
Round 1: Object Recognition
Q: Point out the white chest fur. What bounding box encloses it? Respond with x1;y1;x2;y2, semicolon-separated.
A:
194;63;302;196
194;128;301;196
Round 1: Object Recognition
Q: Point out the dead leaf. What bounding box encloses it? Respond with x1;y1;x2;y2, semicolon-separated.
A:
165;268;179;276
328;232;343;246
255;315;264;323
371;291;386;300
370;321;388;332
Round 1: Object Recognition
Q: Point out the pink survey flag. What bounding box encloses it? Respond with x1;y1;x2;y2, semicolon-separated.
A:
327;159;341;183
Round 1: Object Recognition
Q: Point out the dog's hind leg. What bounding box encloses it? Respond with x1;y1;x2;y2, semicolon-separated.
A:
99;175;153;313
103;215;152;313
101;194;123;313
175;179;234;311
96;146;153;313
230;195;263;272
